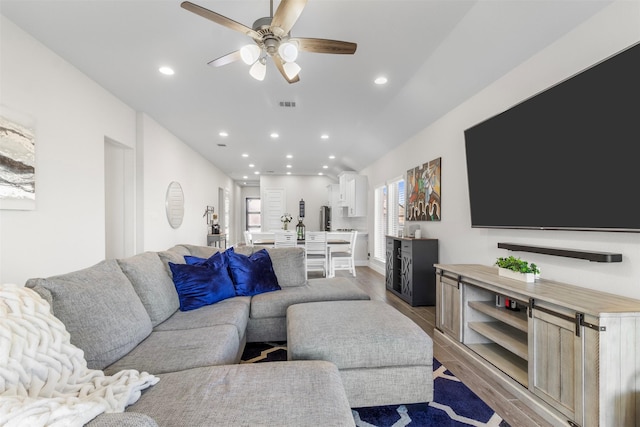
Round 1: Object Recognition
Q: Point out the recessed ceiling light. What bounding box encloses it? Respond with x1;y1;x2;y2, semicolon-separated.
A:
241;153;249;157
374;76;388;85
322;165;328;169
286;154;293;159
286;172;292;175
254;171;260;175
318;172;324;176
329;155;336;159
243;175;248;179
219;131;228;137
159;66;174;75
249;163;255;168
286;164;292;168
321;134;329;140
270;133;279;139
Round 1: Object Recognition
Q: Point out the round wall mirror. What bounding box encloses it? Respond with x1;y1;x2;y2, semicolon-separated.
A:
165;181;184;229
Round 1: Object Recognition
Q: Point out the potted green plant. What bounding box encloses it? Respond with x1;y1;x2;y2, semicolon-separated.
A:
495;256;540;283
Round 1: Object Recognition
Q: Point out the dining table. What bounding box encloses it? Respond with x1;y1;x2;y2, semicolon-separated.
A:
250;233;351;278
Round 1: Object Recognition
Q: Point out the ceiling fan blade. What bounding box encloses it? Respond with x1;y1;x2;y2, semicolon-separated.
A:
271;0;307;37
294;37;357;54
181;1;261;39
207;50;242;67
273;55;300;84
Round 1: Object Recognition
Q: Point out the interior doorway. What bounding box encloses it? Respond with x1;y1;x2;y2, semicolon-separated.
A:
104;137;135;259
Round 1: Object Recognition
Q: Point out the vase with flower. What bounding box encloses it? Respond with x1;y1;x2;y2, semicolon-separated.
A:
280;213;293;230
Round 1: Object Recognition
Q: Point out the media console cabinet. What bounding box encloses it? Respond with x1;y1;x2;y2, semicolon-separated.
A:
435;264;640;427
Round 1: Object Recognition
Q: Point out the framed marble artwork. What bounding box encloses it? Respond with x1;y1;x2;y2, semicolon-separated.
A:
0;105;36;210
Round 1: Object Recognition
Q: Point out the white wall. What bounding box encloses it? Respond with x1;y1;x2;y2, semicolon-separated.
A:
361;1;640;299
0;16;135;283
0;16;236;285
138;114;237;251
260;175;334;232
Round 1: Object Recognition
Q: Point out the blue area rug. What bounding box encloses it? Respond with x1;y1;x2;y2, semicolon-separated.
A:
241;342;510;427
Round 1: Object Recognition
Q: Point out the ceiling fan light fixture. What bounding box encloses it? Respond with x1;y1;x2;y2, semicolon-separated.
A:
249;58;267;81
283;61;301;79
278;41;298;63
240;44;261;65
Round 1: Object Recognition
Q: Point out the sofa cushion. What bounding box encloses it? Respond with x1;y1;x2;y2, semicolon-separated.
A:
117;252;180;326
104;325;241;375
85;413;159;427
154;296;250;342
264;247;307;287
226;248;281;296
232;246;307;287
178;244;221;259
168;262;236;311
157;250;186;277
250;277;370;319
125;361;354;426
25;260;153;370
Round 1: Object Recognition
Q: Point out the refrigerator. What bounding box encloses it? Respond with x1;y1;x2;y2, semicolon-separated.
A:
320;206;331;231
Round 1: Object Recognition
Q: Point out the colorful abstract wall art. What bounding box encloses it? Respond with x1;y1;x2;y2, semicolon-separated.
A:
406;157;441;221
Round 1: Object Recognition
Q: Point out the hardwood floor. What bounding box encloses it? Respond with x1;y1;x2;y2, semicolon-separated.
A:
323;267;554;427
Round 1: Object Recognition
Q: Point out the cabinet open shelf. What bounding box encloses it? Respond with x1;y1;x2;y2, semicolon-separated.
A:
468;321;528;360
467;343;528;387
468;301;528;332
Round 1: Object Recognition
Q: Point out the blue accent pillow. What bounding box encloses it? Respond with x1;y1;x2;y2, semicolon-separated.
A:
226;247;281;296
184;255;207;266
168;260;236;311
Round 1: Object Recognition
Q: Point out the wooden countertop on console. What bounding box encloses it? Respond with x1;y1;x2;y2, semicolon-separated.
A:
435;263;640;317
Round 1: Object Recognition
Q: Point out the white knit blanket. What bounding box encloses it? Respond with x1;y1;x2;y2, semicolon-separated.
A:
0;284;159;427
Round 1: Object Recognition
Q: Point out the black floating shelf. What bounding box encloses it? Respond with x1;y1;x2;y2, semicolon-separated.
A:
497;242;622;263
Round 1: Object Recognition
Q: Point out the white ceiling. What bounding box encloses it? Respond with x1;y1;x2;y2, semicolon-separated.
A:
0;0;612;186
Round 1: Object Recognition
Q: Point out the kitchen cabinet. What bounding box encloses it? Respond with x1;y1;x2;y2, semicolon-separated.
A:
337;171;356;207
434;264;640;427
346;175;367;217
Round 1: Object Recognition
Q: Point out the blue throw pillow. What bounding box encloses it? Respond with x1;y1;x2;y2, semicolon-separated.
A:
184;255;207;266
184;251;226;269
168;261;236;311
226;247;281;296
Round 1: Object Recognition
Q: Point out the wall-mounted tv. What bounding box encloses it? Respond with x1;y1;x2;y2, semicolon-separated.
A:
464;42;640;232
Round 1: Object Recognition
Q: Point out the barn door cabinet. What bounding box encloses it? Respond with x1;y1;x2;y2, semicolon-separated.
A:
434;264;640;427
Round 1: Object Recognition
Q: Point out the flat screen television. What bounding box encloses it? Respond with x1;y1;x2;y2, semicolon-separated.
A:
464;42;640;232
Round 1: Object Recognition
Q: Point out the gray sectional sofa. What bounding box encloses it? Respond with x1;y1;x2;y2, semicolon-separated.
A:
25;244;371;426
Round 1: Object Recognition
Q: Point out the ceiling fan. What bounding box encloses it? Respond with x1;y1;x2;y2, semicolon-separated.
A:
180;0;357;83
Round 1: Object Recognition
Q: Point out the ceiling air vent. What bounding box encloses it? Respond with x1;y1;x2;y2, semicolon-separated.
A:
279;101;296;108
217;143;227;147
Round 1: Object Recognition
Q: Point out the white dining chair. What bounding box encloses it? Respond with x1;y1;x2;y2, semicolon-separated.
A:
274;230;297;247
305;231;328;277
244;231;253;246
330;231;358;277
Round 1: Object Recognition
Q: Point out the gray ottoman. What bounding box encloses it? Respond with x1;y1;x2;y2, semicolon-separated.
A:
287;300;433;408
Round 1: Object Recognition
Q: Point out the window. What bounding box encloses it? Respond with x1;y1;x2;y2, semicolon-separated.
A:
246;198;261;232
373;177;405;263
387;178;405;238
373;185;387;261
